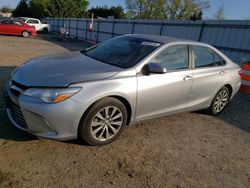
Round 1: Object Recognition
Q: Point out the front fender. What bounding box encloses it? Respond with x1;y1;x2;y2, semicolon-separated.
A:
71;77;137;123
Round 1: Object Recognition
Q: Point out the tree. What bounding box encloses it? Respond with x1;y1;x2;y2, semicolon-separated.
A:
46;0;89;18
0;6;13;13
125;0;210;20
12;0;89;18
89;6;126;19
125;0;163;19
160;0;210;20
12;0;31;17
29;0;50;18
213;4;225;20
189;10;203;21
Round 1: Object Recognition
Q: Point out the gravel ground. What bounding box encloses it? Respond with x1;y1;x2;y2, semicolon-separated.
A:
0;35;249;188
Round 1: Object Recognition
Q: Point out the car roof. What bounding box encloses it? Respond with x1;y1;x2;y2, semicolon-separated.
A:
125;34;193;44
20;17;38;20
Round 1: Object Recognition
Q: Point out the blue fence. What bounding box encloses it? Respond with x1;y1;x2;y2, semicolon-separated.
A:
42;18;250;64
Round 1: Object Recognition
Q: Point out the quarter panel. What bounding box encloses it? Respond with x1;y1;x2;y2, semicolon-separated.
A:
187;66;231;109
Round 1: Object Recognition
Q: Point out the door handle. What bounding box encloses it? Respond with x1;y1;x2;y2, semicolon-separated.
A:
183;75;192;81
219;70;226;76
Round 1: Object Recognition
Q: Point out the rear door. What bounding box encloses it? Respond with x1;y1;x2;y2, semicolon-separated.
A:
136;44;193;120
0;20;12;34
187;45;228;110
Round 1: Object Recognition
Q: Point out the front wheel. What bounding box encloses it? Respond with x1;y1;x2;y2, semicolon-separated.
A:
79;97;127;146
22;31;30;38
207;86;230;115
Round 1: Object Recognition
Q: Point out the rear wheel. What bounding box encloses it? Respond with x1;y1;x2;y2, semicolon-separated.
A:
43;28;49;34
207;86;230;115
79;97;127;146
22;31;30;38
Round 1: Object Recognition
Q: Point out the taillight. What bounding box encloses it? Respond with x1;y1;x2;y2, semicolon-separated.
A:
239;69;243;77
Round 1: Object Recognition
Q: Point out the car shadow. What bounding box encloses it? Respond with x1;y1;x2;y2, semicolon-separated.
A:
36;33;92;52
218;93;250;132
193;92;250;133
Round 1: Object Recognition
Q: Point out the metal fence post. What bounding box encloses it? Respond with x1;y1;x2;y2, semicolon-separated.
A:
131;21;135;34
57;19;59;32
85;20;88;40
76;19;79;39
111;20;115;38
198;21;205;41
96;20;100;42
68;19;71;37
159;22;164;35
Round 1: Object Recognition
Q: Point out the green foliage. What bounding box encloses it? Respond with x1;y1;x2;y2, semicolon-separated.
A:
125;0;163;19
29;0;50;18
13;0;89;18
126;0;210;20
189;10;203;21
46;0;89;18
0;6;13;13
12;0;31;17
89;6;126;19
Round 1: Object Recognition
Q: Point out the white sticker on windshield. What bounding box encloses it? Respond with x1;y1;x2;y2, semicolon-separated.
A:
141;41;161;47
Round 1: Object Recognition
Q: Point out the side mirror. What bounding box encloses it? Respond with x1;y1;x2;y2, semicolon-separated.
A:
142;63;167;75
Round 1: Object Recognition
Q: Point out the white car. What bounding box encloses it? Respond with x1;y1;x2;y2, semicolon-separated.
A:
17;17;50;33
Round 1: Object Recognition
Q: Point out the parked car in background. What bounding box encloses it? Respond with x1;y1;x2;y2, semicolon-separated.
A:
4;34;241;146
16;17;50;33
0;19;37;37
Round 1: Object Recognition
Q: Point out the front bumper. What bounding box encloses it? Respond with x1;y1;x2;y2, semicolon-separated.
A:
4;82;85;140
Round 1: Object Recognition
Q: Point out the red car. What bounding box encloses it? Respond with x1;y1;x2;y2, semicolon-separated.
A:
0;20;37;38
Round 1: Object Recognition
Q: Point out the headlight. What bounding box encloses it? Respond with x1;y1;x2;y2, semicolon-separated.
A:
23;87;82;103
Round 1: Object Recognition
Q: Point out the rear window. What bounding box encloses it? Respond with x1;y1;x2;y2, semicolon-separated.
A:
0;20;11;24
27;19;39;24
192;45;226;68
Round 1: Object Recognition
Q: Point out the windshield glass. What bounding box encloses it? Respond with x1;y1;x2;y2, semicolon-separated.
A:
84;36;161;68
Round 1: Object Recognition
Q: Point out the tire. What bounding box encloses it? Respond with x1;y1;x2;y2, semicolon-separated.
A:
207;86;230;115
79;97;127;146
22;31;30;38
43;28;49;34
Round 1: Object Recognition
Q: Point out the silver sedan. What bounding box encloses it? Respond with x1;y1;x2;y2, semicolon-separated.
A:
4;34;241;145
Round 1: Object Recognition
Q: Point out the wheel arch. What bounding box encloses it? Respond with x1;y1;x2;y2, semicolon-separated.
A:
78;95;133;134
224;84;233;98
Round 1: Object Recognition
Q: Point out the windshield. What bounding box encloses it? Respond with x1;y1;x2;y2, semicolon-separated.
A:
83;36;161;68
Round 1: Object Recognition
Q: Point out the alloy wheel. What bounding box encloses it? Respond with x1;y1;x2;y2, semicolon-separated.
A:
213;89;229;113
90;106;123;142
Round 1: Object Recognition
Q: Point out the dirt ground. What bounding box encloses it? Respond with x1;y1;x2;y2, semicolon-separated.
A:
0;35;249;188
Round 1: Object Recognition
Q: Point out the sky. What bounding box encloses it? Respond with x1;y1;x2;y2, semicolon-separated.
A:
0;0;249;19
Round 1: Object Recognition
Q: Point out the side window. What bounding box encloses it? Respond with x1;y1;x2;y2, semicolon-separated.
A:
192;46;214;68
13;21;22;26
27;19;39;24
150;45;189;71
213;52;226;66
0;20;11;24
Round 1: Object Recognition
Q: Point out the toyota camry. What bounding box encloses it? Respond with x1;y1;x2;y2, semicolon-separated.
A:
4;34;241;145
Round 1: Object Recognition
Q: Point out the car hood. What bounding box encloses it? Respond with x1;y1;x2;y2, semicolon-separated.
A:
12;52;122;87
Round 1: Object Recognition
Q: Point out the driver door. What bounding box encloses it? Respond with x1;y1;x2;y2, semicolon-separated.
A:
136;44;193;120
